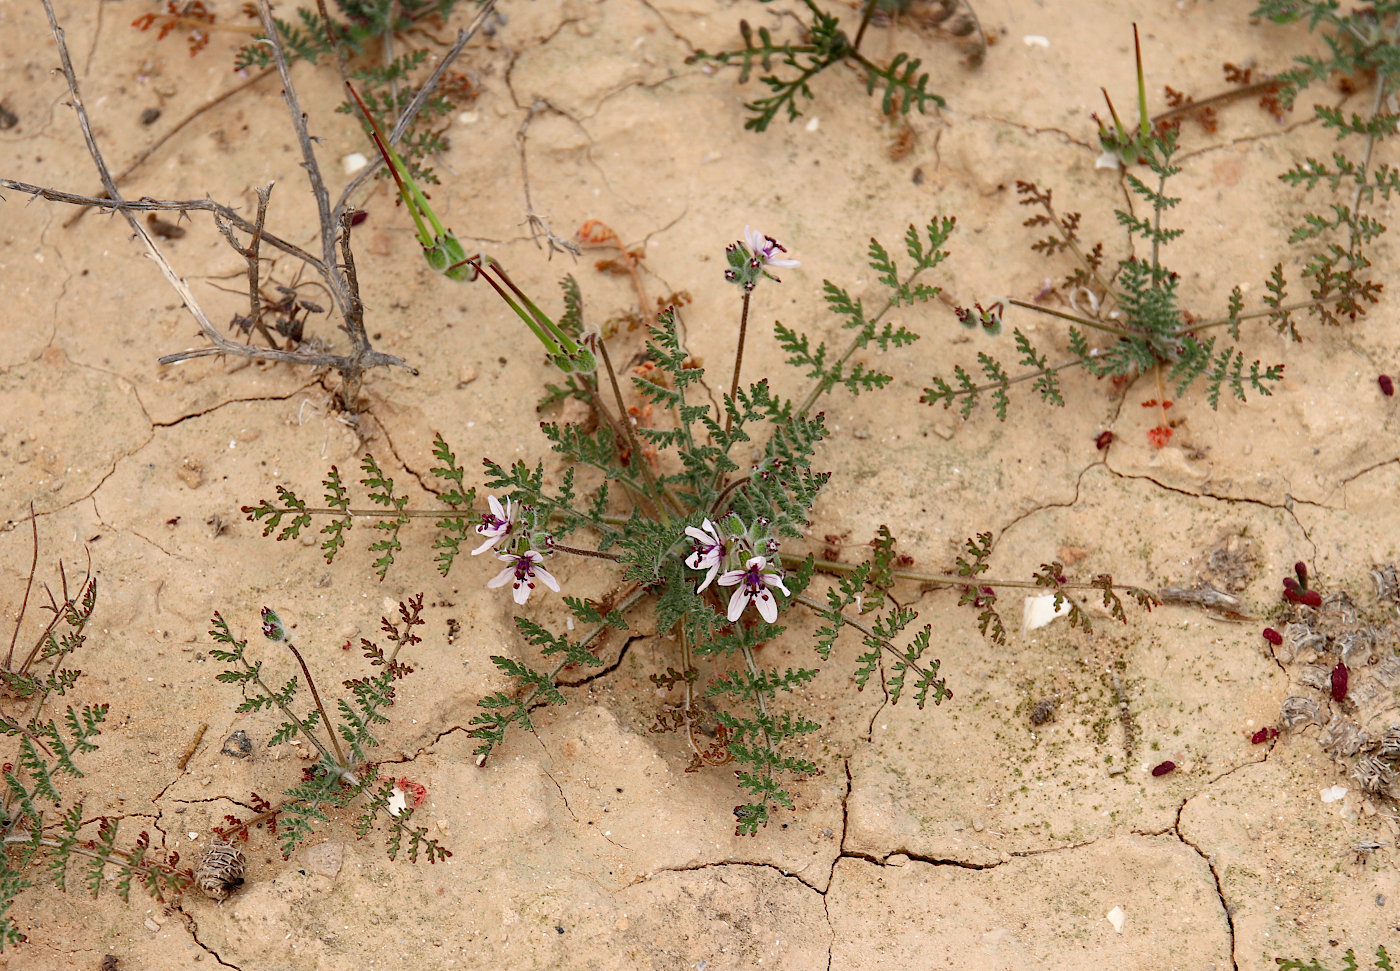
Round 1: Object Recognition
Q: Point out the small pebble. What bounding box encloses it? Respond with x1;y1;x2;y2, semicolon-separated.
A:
221;730;252;759
140;107;161;125
0;103;17;130
342;152;368;175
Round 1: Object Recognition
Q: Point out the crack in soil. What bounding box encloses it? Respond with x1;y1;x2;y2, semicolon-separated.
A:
1172;795;1241;971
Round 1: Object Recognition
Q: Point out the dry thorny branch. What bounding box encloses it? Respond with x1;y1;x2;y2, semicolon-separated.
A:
0;0;496;411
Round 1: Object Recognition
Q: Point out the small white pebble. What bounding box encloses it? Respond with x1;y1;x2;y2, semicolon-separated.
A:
342;152;368;175
805;117;820;132
1023;35;1050;47
1106;906;1126;933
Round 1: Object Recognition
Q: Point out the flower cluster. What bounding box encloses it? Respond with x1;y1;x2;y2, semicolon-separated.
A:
685;516;790;623
724;226;800;291
473;494;559;605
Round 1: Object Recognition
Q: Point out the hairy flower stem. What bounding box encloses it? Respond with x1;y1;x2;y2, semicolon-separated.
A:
850;0;877;53
3;509;38;671
1005;298;1135;337
286;642;348;769
724;291;753;438
710;475;751;519
678;625;706;763
595;333;679;515
550;542;621;561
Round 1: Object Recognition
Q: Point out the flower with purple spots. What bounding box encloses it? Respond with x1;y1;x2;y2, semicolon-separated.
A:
684;518;728;592
717;555;790;623
472;494;517;555
487;550;559;605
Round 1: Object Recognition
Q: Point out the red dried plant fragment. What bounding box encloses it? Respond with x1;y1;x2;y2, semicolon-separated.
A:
1300;590;1322;608
1262;628;1282;646
1380;374;1395;397
1095;430;1114;450
1145;425;1173;448
1331;662;1349;703
1250;727;1279;745
1294;561;1308;583
396;777;428;807
1151;760;1176;777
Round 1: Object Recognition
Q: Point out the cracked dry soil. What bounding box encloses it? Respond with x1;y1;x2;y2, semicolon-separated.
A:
3;0;1400;968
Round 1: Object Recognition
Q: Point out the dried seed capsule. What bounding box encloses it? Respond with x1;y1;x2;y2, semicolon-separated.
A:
1151;760;1176;777
194;839;246;901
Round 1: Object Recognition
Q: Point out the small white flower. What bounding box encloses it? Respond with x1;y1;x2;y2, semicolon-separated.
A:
717;555;791;624
487;550;559;605
472;494;515;555
744;225;800;270
684;518;728;592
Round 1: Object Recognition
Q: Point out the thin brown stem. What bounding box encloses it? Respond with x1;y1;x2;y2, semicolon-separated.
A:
550;543;620;561
1006;297;1135;337
286;642;348;768
595;334;675;513
724;291;752;437
1149;77;1283;127
5;505;38;671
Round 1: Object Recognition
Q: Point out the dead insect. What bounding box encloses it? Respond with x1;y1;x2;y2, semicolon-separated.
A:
194;839;246;900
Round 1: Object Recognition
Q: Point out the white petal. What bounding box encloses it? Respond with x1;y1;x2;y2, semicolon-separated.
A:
755;590;778;623
685;550;706;570
769;257;800;269
685;524;714;543
727;586;749;621
765;574;791;596
696;564;720;593
717;569;745;588
512;580;531;605
487;565;515;589
534;565;560;592
487;494;505;519
471;534;500;555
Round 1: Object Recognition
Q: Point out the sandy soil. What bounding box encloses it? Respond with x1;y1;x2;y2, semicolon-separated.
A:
2;0;1400;968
